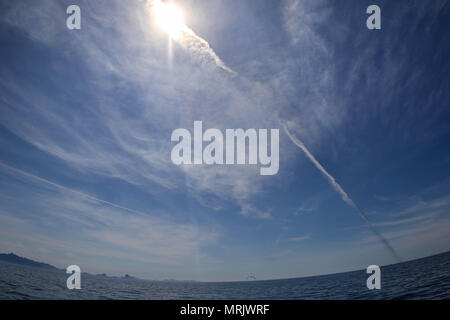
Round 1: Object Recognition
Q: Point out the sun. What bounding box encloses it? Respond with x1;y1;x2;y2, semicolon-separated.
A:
153;1;185;39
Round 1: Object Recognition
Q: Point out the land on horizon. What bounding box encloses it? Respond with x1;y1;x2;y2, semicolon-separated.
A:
0;252;201;282
1;250;449;283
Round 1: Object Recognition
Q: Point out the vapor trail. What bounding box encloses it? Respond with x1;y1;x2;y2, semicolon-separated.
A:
281;122;401;262
0;162;149;218
148;0;398;261
179;30;237;75
149;0;237;75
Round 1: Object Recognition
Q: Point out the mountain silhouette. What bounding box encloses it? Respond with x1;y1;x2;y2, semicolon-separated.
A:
0;253;60;270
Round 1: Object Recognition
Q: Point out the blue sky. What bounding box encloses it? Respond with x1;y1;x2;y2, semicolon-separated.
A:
0;0;449;281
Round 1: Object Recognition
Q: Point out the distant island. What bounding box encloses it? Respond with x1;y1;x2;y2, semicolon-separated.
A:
0;252;197;282
0;253;60;271
0;253;138;279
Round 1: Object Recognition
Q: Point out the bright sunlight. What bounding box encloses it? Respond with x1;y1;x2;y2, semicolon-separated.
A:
153;0;186;39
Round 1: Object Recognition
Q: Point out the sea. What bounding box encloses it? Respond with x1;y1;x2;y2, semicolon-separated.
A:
0;251;449;300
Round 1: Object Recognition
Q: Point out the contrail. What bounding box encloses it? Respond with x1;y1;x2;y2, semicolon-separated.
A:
146;0;398;261
0;162;150;218
149;0;237;75
179;29;237;75
281;122;401;262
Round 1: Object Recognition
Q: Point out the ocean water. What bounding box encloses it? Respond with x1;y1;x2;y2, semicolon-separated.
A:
0;251;449;300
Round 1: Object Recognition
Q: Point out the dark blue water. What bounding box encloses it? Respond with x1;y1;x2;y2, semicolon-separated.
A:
1;251;449;299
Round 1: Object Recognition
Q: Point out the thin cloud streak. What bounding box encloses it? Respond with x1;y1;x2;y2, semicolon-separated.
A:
281;122;401;262
0;162;151;218
289;235;310;242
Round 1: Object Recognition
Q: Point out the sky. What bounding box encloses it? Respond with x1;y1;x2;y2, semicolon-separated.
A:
0;0;449;281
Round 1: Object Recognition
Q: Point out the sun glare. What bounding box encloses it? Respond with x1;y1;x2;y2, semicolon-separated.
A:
154;1;185;39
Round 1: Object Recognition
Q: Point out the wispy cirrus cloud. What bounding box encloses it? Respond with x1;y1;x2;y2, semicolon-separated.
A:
0;0;281;219
0;162;219;273
349;192;450;258
289;234;310;242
